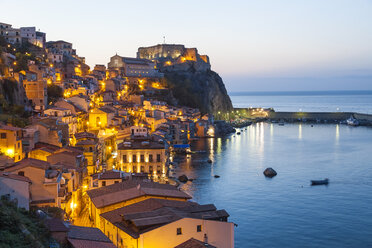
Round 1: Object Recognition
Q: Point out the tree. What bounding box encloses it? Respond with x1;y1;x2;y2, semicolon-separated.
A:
47;84;63;104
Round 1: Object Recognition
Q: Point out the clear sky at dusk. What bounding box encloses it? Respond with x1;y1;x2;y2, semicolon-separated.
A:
2;0;371;91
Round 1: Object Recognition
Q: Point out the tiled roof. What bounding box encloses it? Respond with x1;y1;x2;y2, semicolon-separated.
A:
87;181;191;208
174;238;217;248
0;172;31;183
0;124;23;131
99;170;122;180
117;139;165;150
4;158;51;172
76;139;96;146
74;132;96;140
46;218;69;232
101;198;198;224
67;239;116;248
68;225;112;243
100;198;229;238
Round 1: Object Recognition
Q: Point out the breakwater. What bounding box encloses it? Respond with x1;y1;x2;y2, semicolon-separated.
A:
232;108;372;125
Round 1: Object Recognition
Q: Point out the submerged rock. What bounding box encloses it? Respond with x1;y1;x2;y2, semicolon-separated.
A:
263;168;277;178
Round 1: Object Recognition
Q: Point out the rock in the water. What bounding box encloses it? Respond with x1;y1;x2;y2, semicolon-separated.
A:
207;159;213;163
263;168;277;178
178;175;188;183
214;175;220;178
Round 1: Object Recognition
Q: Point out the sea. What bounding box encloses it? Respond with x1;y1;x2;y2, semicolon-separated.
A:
173;91;372;247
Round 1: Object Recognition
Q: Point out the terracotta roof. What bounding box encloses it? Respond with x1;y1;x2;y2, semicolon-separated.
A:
74;132;96;140
34;142;61;152
87;181;191;208
68;239;116;248
174;238;217;248
46;218;69;232
4;158;51;172
99;107;115;114
99;170;122;180
101;198;198;224
76;139;96;146
0;172;31;183
0;125;23;131
117;139;165;150
68;225;113;243
100;198;229;238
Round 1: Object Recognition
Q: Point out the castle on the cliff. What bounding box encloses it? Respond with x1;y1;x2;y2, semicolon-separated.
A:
137;44;211;71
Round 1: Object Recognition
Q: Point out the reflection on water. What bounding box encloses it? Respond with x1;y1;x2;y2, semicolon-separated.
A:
174;123;372;247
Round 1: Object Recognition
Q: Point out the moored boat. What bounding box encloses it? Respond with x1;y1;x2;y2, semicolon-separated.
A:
311;178;329;186
346;116;359;126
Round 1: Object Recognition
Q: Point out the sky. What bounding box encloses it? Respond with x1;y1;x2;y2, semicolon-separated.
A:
2;0;372;92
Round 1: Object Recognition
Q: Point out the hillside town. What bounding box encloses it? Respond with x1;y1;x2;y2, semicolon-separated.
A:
0;22;234;248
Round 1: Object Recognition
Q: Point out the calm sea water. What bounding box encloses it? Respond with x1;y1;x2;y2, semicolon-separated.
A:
173;123;372;247
230;91;372;113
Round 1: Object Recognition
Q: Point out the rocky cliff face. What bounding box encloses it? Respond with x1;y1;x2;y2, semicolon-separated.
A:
161;61;233;114
0;78;31;111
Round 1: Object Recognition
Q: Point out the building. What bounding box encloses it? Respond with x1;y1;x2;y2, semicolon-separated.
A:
117;137;166;177
46;40;76;56
107;55;161;78
137;44;210;67
90;170;127;189
20;27;46;48
22;71;47;111
100;198;234;248
67;225;116;248
0;172;31;210
46;219;115;248
44;107;77;136
88;107;116;130
74;132;99;175
0;22;21;45
4;158;62;207
0;124;23;162
86;180;191;229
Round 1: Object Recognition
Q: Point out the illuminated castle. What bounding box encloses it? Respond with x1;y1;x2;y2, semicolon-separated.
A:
137;44;210;69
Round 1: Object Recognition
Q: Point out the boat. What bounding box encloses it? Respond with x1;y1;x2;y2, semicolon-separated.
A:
311;178;329;186
346;116;359;126
278;122;285;126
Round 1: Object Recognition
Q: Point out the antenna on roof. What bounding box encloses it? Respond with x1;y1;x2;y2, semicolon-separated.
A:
163;36;166;44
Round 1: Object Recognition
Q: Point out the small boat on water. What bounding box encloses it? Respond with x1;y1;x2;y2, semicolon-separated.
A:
346;116;359;126
311;178;329;186
278;122;285;126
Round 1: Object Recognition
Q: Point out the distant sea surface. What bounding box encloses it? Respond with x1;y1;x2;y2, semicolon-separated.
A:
230;90;372;113
174;123;372;247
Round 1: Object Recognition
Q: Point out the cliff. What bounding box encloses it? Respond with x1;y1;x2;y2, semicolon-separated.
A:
162;62;233;114
137;44;233;114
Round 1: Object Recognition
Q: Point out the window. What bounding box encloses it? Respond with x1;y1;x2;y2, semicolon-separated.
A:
102;181;106;186
197;225;202;232
114;181;119;184
123;155;127;163
141;166;144;173
149;154;153;162
89;147;93;152
176;228;182;235
157;166;161;174
140;155;144;162
132;155;136;163
18;171;25;176
149;166;153;173
1;133;7;139
156;154;161;162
